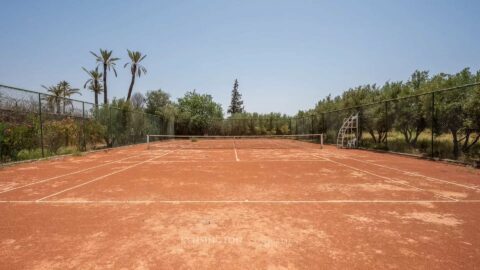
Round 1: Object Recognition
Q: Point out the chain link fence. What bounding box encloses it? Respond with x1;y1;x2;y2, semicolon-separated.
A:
1;83;479;166
0;85;172;163
318;83;480;165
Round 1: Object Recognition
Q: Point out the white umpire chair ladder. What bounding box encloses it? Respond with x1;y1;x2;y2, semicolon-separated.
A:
336;113;359;148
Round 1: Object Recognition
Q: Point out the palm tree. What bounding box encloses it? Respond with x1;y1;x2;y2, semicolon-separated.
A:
90;49;119;105
42;84;62;114
58;81;81;114
124;50;147;101
82;67;103;106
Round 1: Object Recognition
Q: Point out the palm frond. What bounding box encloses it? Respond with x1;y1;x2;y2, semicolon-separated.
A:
83;79;92;89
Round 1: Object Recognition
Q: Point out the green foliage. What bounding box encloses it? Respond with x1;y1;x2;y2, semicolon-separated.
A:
145;89;172;116
307;67;480;162
82;67;103;106
43;118;79;153
176;90;223;135
90;49;120;104
228;79;244;114
83;120;106;148
16;148;45;161
57;146;80;156
0;121;38;161
125;50;147;101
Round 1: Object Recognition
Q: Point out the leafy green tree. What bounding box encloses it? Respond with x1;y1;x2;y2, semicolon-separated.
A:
108;98;133;146
392;71;429;147
435;68;478;158
145;89;172;115
82;67;103;107
90;49;119;104
462;73;480;153
125;50;147;101
176;90;223;135
228;79;244;114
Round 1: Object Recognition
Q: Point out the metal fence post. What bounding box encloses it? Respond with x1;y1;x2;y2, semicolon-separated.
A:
385;101;388;148
431;92;435;158
82;102;86;151
311;115;314;134
38;93;45;157
108;105;112;148
321;113;325;134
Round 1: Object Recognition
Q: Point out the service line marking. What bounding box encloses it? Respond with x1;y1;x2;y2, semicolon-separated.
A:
313;154;458;201
0;152;150;194
348;155;480;191
1;199;480;205
233;141;240;162
316;151;480;192
35;151;172;202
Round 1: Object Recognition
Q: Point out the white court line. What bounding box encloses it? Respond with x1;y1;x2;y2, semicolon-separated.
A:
317;151;480;192
35;151;172;202
313;154;458;201
1;199;480;204
233;141;240;162
127;159;329;163
0;152;149;194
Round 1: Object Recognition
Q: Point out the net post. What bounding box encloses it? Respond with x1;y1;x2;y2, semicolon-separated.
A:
320;133;324;149
146;135;150;149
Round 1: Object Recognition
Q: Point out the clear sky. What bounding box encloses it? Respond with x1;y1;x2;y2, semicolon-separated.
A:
1;0;479;115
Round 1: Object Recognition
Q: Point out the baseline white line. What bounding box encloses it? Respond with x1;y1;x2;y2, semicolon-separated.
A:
313;154;458;201
35;151;172;202
317;151;480;191
123;159;330;163
2;200;480;204
0;152;149;194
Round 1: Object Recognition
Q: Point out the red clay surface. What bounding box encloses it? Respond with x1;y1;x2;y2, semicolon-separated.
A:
0;139;479;269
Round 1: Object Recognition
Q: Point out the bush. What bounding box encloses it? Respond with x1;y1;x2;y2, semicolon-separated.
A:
16;148;45;161
83;120;107;149
56;146;79;155
0;122;39;161
43;118;79;153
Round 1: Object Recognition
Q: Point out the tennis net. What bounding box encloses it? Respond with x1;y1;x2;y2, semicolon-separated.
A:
146;134;324;150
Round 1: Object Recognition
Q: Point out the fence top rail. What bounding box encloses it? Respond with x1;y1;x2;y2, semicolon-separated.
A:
0;83;163;119
0;84;92;105
318;81;480;115
3;81;479;121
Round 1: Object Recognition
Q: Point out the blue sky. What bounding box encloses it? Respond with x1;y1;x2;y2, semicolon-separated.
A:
1;0;479;115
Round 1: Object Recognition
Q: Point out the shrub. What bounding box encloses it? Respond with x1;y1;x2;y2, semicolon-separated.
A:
56;146;79;155
83;120;107;149
43;118;79;153
16;148;44;161
0;122;38;161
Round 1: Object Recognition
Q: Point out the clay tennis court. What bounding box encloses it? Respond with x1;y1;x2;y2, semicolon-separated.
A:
0;138;479;269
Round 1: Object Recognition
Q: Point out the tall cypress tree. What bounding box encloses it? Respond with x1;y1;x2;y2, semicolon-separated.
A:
228;79;244;114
